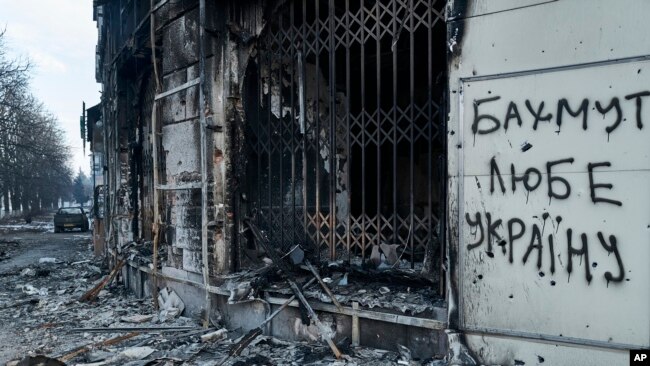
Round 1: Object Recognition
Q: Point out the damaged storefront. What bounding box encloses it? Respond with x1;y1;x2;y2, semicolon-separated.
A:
92;0;649;364
94;0;449;362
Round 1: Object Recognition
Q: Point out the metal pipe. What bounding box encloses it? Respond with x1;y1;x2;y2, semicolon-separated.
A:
408;0;415;269
344;0;351;263
315;0;321;261
149;0;161;312
328;0;336;260
198;0;211;328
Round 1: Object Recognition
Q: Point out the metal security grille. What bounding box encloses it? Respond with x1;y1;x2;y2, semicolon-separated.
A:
140;74;156;240
243;0;446;273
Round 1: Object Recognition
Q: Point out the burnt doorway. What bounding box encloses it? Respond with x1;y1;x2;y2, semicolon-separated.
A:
242;0;446;288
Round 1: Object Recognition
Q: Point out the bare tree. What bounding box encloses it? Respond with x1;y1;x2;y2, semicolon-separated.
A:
0;29;73;214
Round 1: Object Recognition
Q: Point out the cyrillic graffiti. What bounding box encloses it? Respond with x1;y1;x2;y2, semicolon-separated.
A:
465;211;625;286
471;91;649;135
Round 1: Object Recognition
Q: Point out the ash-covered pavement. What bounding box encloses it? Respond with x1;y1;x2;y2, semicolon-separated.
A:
0;216;445;366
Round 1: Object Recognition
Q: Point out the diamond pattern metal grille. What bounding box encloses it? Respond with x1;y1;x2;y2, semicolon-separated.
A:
244;0;446;270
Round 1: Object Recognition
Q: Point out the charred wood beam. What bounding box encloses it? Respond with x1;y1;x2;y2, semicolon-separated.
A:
244;219;342;359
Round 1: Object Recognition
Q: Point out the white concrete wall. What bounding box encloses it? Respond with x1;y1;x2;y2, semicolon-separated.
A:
447;0;650;364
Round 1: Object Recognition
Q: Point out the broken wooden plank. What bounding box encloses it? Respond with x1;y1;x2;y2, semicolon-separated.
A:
244;219;342;359
288;279;343;359
58;332;139;362
304;260;344;312
79;259;125;302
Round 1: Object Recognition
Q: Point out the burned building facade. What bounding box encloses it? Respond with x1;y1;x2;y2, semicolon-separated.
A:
93;0;448;359
93;0;650;364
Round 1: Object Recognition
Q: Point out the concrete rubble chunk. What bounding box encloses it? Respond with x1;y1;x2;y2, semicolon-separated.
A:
396;344;412;365
380;243;400;265
157;287;185;321
369;244;382;268
337;273;348;286
86;350;116;363
120;314;154;323
21;284;48;296
200;328;227;342
288;245;305;265
38;257;57;264
71;260;91;265
20;268;36;277
119;346;156;360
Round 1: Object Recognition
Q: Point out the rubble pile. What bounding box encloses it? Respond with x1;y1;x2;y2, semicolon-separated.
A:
223;263;443;316
0;243;444;365
302;268;443;315
0;248;197;365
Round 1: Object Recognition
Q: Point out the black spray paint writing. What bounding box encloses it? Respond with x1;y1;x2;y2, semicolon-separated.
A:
471;91;649;135
490;156;622;206
465;212;625;285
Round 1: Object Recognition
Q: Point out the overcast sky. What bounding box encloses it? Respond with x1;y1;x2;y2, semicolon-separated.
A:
0;0;100;175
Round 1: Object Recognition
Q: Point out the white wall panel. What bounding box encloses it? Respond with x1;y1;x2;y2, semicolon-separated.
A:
447;0;650;361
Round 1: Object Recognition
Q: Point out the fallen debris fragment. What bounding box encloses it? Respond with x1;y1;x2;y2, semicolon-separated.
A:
120;314;154;323
119;346;155;360
304;260;344;312
380;243;400;265
200;328;228;342
70;260;91;266
245;219;343;360
21;284;48;296
397;344;412;365
38;258;57;264
218;277;319;365
20;268;36;277
79;260;125;302
338;273;349;286
157;287;185;320
58;332;140;362
85;350;115;363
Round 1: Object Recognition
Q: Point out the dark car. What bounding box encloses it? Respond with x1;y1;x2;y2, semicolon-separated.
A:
54;207;89;233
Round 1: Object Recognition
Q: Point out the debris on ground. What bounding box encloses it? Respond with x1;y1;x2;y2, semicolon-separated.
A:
200;328;228;343
158;287;185;321
0;215;447;365
120;314;154;323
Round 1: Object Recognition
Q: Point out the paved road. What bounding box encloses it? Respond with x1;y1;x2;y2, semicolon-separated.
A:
0;215;91;273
